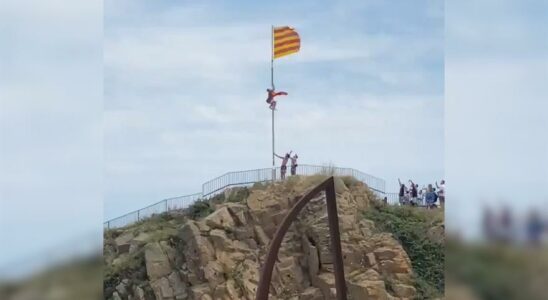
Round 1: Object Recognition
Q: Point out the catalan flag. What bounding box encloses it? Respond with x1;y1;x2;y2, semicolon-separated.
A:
273;26;300;59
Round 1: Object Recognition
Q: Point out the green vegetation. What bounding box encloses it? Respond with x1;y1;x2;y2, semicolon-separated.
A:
447;239;548;300
364;201;444;299
186;199;214;220
0;256;103;300
318;163;337;176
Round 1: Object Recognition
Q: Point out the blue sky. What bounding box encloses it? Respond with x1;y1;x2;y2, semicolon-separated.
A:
104;0;445;220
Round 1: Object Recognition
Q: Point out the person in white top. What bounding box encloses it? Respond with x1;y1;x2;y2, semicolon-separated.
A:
436;180;445;208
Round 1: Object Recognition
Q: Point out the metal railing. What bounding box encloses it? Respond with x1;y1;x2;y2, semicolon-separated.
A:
104;193;201;229
104;164;387;230
201;164;385;197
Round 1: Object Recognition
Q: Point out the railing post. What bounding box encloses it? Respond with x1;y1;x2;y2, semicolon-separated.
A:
137;210;140;222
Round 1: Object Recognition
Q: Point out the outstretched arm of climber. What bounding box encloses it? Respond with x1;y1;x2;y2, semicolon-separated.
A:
274;153;284;159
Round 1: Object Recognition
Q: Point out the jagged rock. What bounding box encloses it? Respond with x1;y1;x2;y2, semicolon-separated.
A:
204;207;235;230
133;286;146;300
225;279;242;300
179;221;201;240
240;259;260;298
347;279;388;300
253;226;270;246
133;232;151;245
392;283;416;298
216;250;246;273
244;238;258;250
313;272;335;298
300;287;323;300
276;256;304;293
151;277;174;299
203;261;225;290
115;232;134;254
115;281;128;297
179;221;215;281
365;252;377;267
196;221;211;233
112;291;123;300
213;284;232;300
168;271;188;300
145;242;172;281
379;257;411;274
209;229;234;252
105;175;423;300
233;227;254;241
223;203;249;225
374;247;398;261
190;284;211;300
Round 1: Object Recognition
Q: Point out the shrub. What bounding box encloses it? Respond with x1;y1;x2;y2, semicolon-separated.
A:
186;200;214;220
318;163;337;176
340;176;361;188
364;202;444;299
447;239;548;300
227;187;250;203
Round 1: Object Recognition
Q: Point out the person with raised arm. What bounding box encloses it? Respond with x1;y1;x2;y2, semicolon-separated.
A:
266;88;288;110
398;178;407;205
275;151;292;179
409;180;418;206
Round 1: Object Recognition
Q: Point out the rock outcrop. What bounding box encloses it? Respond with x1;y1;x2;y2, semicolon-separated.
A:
104;176;416;300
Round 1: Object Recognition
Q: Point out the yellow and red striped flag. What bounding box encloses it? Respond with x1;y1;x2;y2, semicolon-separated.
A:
273;26;300;59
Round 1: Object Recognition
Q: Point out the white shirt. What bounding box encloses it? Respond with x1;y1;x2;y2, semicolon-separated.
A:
438;183;445;197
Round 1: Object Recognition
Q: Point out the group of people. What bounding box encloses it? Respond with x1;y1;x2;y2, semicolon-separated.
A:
275;151;298;179
397;178;445;209
483;207;547;246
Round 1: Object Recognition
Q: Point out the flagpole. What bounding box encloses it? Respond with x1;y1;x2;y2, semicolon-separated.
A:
271;25;276;182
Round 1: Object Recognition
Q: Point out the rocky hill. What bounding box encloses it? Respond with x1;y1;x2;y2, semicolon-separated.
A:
104;175;432;300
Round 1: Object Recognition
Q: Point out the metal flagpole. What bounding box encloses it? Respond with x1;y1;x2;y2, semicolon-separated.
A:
271;25;276;182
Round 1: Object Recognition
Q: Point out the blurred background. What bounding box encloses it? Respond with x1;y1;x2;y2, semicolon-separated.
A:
445;0;548;299
0;0;103;299
1;0;547;299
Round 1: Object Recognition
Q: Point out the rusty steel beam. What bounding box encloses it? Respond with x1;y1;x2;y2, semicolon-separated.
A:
255;176;347;300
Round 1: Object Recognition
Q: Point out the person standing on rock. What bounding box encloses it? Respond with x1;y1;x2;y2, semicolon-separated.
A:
290;153;299;176
275;151;291;179
398;178;407;205
436;180;445;208
409;180;418;206
425;184;438;209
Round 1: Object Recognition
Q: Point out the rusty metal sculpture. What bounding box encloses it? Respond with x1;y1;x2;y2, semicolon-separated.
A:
255;176;347;300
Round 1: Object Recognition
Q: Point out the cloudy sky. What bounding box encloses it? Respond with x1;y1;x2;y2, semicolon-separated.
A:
104;0;445;220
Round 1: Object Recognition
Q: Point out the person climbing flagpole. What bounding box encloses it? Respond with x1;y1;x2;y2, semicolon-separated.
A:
268;25;300;181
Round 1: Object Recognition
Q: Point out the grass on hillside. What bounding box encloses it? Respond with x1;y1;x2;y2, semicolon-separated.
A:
447;239;548;300
364;201;444;299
